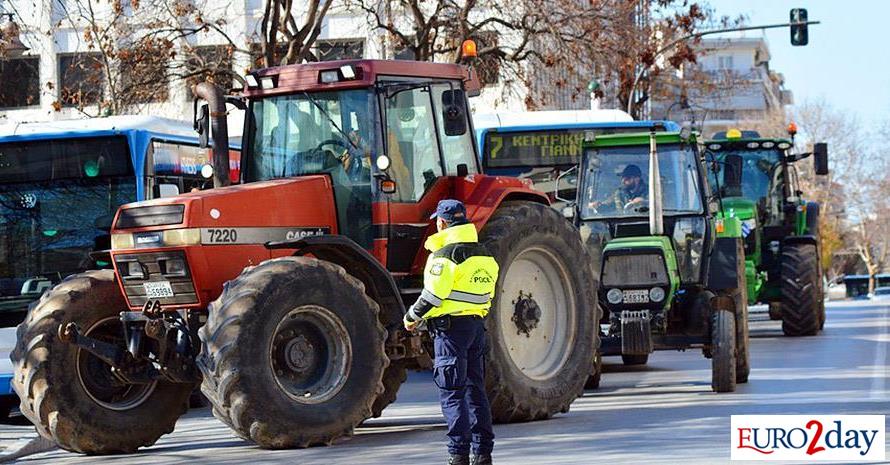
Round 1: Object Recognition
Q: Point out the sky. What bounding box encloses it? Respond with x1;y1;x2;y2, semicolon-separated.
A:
707;0;889;129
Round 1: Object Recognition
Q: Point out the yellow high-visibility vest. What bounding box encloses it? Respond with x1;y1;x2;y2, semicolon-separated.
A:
420;223;499;319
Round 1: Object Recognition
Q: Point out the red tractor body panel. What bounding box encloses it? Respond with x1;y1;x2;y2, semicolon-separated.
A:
111;176;338;310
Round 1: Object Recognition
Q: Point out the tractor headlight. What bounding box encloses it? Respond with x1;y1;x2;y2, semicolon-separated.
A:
111;233;135;250
606;288;623;304
125;261;145;279
162;228;202;246
160;257;188;277
649;287;666;303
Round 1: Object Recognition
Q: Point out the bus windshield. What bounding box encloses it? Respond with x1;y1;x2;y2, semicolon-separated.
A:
0;136;135;317
580;143;703;220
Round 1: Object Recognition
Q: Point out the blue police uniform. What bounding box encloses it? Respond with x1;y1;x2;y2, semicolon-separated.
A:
404;200;499;465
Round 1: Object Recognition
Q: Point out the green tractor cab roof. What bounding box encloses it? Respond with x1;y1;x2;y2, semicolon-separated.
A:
704;138;793;151
705;129;792;150
582;130;696;148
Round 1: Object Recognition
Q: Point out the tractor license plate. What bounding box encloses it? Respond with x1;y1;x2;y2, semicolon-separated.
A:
622;290;649;304
143;281;174;299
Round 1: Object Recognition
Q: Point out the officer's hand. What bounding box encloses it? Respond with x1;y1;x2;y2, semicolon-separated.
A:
403;315;419;332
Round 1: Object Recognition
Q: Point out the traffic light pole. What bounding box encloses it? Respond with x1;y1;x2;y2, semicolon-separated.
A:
625;20;821;116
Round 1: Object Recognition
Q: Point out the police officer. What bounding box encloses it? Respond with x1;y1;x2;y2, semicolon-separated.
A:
403;199;499;465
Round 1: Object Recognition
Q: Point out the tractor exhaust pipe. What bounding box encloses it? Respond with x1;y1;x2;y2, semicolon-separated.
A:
192;82;231;188
648;130;664;236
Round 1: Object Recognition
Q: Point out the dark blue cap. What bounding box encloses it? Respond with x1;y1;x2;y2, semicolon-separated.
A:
430;199;468;223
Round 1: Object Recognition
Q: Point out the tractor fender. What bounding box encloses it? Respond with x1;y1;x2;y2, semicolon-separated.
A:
706;237;743;291
467;183;550;228
804;201;820;236
266;235;405;328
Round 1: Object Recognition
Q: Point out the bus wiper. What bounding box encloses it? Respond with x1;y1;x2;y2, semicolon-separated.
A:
301;92;359;151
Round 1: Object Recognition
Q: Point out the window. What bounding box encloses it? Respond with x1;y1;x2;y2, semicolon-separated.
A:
315;39;363;61
580;144;703;220
384;86;443;202
0;57;39;108
432;84;477;175
119;40;169;104
150;141;213;195
186;45;234;99
59;53;104;106
394;39;416;60
717;55;734;70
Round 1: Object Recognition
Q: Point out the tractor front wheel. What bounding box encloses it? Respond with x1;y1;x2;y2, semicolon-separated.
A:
197;257;388;448
779;243;821;336
480;201;598;422
10;270;192;454
710;308;737;393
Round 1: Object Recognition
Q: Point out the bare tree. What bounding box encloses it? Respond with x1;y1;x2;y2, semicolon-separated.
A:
254;0;333;67
794;100;890;288
346;0;716;111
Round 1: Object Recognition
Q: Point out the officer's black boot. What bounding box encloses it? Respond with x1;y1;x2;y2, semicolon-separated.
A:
471;454;493;465
448;454;470;465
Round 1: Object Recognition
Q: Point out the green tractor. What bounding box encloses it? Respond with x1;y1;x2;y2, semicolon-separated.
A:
559;126;750;392
705;128;829;336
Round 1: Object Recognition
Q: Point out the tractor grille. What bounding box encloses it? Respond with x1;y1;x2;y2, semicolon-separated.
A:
116;204;184;229
601;253;668;287
115;251;198;307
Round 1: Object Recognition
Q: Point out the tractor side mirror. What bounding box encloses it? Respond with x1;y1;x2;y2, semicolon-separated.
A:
441;89;467;136
722;154;743;197
194;103;210;149
813;142;828;175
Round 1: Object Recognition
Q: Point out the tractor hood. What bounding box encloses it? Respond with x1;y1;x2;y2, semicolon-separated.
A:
719;197;757;222
111;176;338;237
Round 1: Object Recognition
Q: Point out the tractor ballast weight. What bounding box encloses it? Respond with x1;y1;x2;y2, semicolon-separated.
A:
12;59;599;453
705;130;828;336
572;128;750;392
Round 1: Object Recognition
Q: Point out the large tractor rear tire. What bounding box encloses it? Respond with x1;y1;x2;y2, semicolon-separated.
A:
10;270;192;454
710;308;737;393
197;257;387;448
584;351;603;390
779;243;821;336
480;201;598;422
371;361;407;418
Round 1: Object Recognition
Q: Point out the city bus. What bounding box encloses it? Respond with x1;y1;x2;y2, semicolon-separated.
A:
0;116;239;419
474;110;679;208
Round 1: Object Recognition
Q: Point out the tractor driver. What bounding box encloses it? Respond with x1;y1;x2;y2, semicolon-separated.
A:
589;164;648;212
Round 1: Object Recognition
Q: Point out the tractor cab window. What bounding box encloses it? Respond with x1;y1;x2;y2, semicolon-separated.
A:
580;144;703;220
248;90;376;248
708;148;783;216
383;85;443;202
431;84;478;176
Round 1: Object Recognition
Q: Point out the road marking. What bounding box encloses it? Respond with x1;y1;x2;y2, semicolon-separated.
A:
869;304;889;400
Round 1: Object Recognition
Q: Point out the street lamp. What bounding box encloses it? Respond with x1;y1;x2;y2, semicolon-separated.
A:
0;13;29;58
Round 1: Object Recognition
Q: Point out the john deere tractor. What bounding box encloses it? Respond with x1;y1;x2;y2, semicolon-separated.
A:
558;126;750;392
705;128;828;336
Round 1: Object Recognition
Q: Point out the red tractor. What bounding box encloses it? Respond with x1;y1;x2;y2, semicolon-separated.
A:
11;58;599;453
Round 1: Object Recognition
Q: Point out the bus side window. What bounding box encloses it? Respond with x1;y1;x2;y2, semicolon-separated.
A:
149;140;212;196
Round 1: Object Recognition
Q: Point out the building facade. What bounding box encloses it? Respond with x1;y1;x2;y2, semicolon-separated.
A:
650;36;794;137
0;0;593;126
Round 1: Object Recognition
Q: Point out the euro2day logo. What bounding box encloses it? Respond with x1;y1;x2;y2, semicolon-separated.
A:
731;415;885;461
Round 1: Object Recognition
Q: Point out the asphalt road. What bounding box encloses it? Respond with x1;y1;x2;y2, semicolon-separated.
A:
2;300;888;464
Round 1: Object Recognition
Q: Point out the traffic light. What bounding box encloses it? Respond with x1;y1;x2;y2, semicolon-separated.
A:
790;8;808;46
